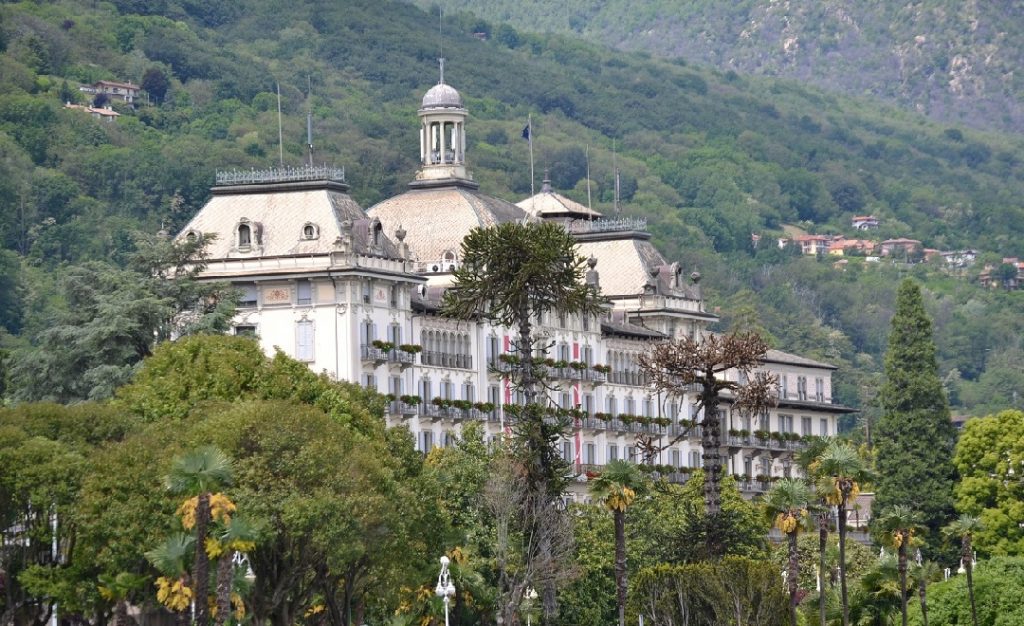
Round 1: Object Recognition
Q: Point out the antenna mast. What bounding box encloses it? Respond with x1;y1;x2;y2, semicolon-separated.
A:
276;82;284;167
586;143;592;214
306;75;314;166
613;139;620;214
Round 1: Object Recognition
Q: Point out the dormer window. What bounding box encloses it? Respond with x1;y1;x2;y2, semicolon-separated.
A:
302;223;319;240
238;222;252;248
372;220;383;247
185;230;200;243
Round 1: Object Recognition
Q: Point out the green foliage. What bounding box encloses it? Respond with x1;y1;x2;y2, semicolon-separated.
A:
629;557;789;625
907;557;1024;626
952;410;1024;556
875;280;957;559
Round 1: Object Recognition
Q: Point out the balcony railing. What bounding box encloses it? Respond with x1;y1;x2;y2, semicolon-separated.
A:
422;351;473;370
387;349;415;367
360;344;387;364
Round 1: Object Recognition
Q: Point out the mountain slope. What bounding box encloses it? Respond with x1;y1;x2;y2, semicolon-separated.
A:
0;0;1022;418
415;0;1024;134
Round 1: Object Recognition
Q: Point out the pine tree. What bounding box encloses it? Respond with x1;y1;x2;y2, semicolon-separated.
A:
875;280;956;559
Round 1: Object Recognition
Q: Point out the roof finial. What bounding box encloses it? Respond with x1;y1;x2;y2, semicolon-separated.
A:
439;57;445;85
541;168;552;193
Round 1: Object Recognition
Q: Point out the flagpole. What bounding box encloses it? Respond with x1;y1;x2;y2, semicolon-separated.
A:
528;113;535;197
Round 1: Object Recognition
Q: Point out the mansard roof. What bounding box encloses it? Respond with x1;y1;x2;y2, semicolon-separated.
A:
176;173;402;261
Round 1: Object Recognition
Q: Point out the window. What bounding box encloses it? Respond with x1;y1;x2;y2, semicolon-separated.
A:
560;393;571;409
582;314;590;331
585;443;596;465
562;441;573;462
802;417;813;436
441;380;453;400
362;373;376;389
389;375;403;396
583;393;594;416
779;375;788;400
238;284;257;307
302;223;318;240
815;378;825;402
626;446;637;462
185;230;200;243
361;320;375;345
671;449;681;468
362;281;371;303
235;325;256;337
297;280;312;305
420;431;434;452
689;451;701;468
487;336;500;365
463;383;475;402
296;320;314;361
390;285;399;307
606;396;617;415
389;323;402;345
238;223;251;247
420;378;432;401
642;397;652;418
743;457;752;478
820;419;829;437
624;396;634;416
608;444;619;462
797;376;808;401
779;414;793;433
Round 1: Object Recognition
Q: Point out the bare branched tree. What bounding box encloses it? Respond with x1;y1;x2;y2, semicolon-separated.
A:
639;332;775;557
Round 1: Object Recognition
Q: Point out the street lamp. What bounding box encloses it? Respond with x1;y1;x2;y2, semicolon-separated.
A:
435;556;456;626
522;587;538;626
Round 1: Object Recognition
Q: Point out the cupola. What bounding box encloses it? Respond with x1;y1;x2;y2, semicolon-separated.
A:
416;59;471;184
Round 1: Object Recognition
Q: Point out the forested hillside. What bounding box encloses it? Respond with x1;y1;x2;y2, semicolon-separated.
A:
417;0;1024;133
0;0;1021;420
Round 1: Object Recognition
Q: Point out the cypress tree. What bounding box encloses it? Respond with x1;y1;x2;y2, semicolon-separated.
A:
875;279;956;559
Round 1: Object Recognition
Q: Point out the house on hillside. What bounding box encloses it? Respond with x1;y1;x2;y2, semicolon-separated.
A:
63;102;120;122
941;249;978;269
79;80;139;104
878;238;922;258
828;238;875;256
779;234;834;255
979;257;1024;290
851;215;880;230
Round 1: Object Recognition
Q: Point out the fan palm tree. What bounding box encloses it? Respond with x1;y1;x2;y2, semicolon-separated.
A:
97;572;147;626
944;515;982;626
875;505;923;626
209;516;258;625
913;560;940;626
145;533;196;626
812;440;870;626
764;478;813;626
589;460;648;626
166;446;233;626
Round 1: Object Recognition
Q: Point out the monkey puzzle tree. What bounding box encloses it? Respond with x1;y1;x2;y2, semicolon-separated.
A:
639;331;775;557
442;220;605;623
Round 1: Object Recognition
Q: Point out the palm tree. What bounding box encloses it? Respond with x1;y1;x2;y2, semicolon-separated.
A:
166;446;233;626
97;572;147;626
944;515;982;626
913;560;940;626
875;505;923;626
812;440;870;626
145;533;196;626
764;478;813;626
589;460;648;626
815;506;832;626
210;516;257;626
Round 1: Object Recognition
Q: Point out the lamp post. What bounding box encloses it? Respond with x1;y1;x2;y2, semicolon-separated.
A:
523;587;538;626
435;556;456;626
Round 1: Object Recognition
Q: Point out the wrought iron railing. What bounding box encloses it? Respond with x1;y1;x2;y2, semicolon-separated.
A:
215;164;346;186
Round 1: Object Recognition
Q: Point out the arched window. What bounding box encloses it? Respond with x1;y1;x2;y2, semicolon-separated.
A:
238;223;251;247
185;230;199;243
302;223;319;240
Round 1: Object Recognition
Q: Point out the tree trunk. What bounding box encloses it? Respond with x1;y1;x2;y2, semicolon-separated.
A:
919;579;929;626
700;382;723;558
838;499;849;626
194;492;212;626
215;549;234;626
819;516;828;626
112;600;129;626
614;510;627;626
788;531;799;626
897;542;908;626
964;537;977;626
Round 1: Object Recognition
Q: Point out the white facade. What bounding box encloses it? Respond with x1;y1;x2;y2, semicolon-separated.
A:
177;77;853;500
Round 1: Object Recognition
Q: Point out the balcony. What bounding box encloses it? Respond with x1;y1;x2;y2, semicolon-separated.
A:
386;349;415;368
422;351;473;370
360;344;387;365
388;401;420;418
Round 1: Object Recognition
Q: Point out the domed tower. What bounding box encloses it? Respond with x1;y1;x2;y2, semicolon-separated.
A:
367;62;527;275
415;60;471;185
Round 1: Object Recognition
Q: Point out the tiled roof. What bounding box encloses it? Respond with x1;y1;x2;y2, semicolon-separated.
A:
576;237;667;298
366;183;526;264
764;349;836;370
175;181;401;259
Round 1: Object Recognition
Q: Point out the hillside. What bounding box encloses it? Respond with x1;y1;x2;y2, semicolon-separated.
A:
416;0;1024;134
0;0;1021;418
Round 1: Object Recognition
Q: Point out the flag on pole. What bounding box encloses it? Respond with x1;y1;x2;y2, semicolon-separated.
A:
521;124;531;140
